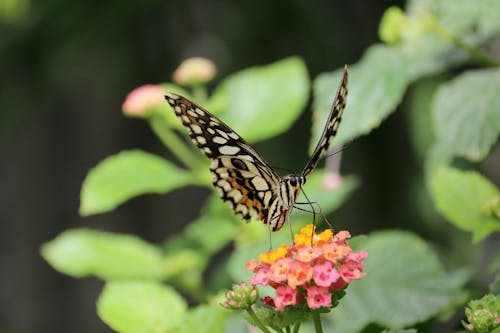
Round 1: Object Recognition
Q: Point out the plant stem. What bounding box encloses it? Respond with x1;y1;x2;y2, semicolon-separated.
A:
292;322;301;333
191;85;208;102
148;115;202;170
285;326;291;333
312;311;324;333
246;307;272;333
432;25;500;67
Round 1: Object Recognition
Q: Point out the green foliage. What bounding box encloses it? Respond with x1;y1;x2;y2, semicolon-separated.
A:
312;45;409;149
329;231;465;332
79;150;195;216
210;57;310;143
431;69;500;162
97;281;188;333
175;305;227;333
430;167;500;242
41;229;165;280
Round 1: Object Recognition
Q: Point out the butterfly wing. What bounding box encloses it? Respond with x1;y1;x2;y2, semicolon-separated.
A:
165;93;281;223
302;65;349;177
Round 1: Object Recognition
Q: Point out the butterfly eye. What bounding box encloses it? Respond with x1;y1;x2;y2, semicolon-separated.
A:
289;177;297;187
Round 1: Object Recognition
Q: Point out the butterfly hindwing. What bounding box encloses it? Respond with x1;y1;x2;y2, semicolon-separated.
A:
210;156;276;223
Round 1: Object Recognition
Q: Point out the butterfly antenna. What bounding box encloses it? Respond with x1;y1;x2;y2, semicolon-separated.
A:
272;165;295;175
325;140;353;159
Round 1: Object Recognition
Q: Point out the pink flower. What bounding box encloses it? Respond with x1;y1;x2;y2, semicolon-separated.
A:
296;245;322;262
312;261;340;287
288;261;313;289
269;258;292;283
338;251;368;282
333;230;351;243
322;243;351;263
249;266;270;286
306;286;332;309
122;84;165;117
245;259;259;272
274;286;297;311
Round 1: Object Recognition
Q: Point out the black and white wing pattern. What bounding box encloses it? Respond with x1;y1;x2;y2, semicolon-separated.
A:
302;64;348;177
165;65;348;231
165;92;281;225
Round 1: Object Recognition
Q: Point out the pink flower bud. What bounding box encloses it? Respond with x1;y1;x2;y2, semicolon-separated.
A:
172;57;217;86
122;84;165;118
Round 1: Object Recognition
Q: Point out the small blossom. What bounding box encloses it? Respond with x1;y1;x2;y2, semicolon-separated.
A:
317;229;333;243
296;245;322;262
244;259;259;272
249;265;270;286
306;286;332;309
312;261;340;287
322;243;351;263
122;84;165;118
172;57;217;86
287;261;313;289
259;243;287;265
274;286;298;311
269;258;292;282
261;296;275;307
338;251;368;283
333;230;351;243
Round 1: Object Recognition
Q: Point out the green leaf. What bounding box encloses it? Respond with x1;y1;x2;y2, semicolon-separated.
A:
329;231;461;332
175;305;227;333
41;229;164;280
401;0;500;79
431;68;500;162
312;45;409;150
97;281;187;333
430;167;500;242
382;330;418;333
80;149;195;216
210;56;310;143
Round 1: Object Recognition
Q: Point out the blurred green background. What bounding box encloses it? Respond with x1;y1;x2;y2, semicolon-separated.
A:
1;1;498;333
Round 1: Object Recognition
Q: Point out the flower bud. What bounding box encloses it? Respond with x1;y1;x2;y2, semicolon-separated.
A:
172;57;217;86
122;84;165;118
462;294;500;332
221;283;259;310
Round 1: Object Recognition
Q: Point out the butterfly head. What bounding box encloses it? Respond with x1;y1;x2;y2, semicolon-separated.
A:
284;175;306;188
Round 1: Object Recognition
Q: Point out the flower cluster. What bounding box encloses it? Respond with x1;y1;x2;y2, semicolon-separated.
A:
245;224;367;311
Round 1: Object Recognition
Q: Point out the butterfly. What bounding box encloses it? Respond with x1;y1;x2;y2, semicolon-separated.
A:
165;65;348;231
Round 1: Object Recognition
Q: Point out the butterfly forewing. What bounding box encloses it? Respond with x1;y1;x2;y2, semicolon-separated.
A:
302;65;348;178
165;93;281;224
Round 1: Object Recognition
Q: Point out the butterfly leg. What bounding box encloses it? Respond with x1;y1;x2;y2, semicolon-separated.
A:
294;202;333;231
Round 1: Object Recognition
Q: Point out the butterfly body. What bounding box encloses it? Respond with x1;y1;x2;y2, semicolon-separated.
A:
165;65;348;231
